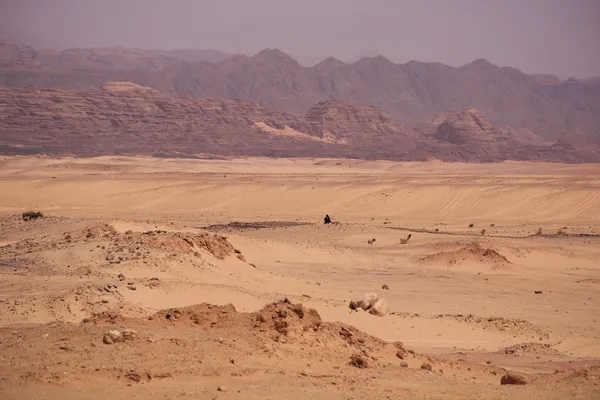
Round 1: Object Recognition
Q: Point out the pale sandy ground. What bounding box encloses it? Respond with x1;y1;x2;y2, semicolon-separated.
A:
0;156;599;399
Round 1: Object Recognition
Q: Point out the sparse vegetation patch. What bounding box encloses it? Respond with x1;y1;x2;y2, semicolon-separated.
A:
22;211;44;221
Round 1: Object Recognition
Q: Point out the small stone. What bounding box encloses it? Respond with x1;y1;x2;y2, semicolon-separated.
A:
349;353;368;368
534;290;543;294
217;385;227;392
122;329;137;341
109;329;122;338
103;334;114;345
399;361;408;368
382;284;389;290
118;273;125;281
103;329;122;344
421;362;433;371
393;341;405;350
396;349;406;359
125;372;141;382
501;371;528;385
127;285;136;291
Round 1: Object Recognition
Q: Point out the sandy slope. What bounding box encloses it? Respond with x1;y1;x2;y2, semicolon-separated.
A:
0;156;599;399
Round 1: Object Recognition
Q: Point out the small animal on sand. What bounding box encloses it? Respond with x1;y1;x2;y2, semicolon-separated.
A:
400;234;412;244
367;238;376;246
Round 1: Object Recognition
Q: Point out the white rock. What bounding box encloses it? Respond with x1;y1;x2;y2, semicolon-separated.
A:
368;298;389;316
108;329;122;342
361;292;379;310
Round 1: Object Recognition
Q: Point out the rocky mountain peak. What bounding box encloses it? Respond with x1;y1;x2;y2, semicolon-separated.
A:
467;58;496;68
433;108;500;145
353;55;395;67
254;48;297;64
315;57;346;69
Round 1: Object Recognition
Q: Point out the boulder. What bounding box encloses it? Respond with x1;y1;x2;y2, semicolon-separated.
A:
501;371;528;385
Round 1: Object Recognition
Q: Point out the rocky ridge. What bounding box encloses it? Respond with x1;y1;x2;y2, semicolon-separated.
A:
1;42;599;146
0;83;597;162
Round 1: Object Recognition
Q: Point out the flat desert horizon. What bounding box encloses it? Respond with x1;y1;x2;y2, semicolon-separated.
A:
1;156;599;399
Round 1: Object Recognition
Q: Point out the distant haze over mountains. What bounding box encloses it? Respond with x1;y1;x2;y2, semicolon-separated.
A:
2;41;599;143
2;0;598;78
0;40;599;162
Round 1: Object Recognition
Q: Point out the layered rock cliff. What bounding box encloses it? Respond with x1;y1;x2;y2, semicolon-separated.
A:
0;83;597;162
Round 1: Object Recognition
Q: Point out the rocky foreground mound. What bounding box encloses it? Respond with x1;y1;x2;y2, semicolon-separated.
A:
0;84;597;162
1;299;598;399
1;213;599;399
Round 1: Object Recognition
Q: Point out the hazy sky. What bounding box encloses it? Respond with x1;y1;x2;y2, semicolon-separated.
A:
1;0;599;77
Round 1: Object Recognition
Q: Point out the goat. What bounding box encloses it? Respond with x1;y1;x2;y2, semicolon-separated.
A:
400;233;412;244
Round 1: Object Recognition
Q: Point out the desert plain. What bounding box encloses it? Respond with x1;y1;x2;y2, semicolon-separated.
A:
0;156;599;399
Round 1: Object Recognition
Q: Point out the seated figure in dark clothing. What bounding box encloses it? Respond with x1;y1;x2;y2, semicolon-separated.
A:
324;214;332;224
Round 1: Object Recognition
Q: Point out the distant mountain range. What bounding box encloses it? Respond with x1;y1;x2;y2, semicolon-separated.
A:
0;41;599;160
0;81;597;162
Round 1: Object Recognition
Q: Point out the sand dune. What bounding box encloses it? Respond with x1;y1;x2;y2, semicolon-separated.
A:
1;157;599;226
1;156;599;399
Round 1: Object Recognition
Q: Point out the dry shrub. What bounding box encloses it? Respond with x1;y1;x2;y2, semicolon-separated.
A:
22;211;43;221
